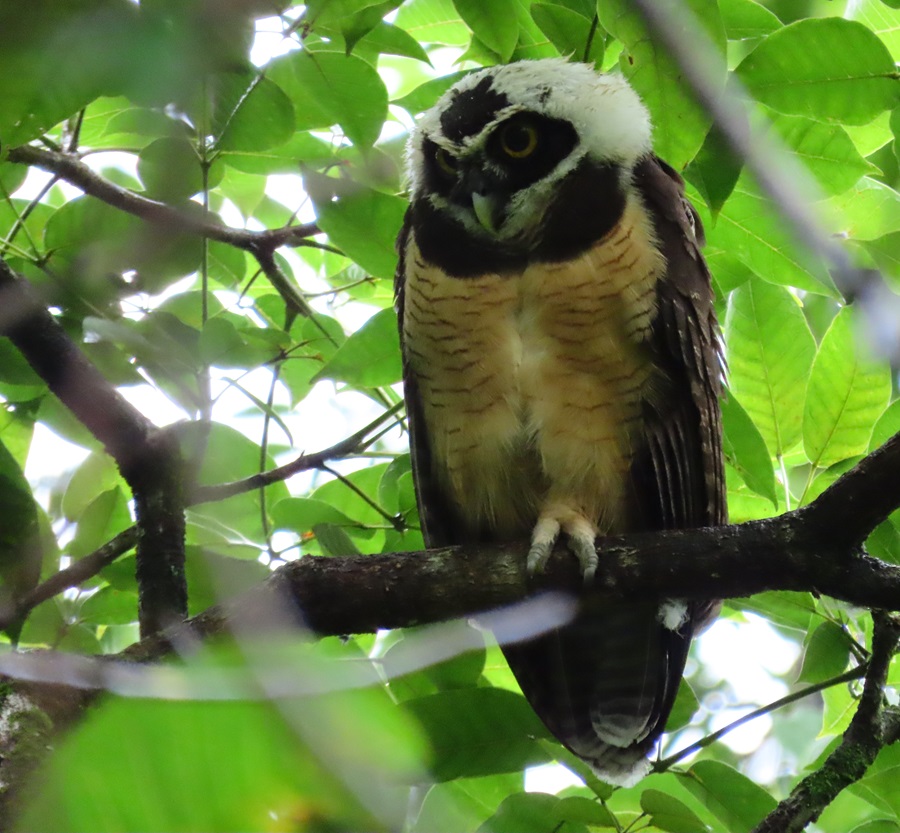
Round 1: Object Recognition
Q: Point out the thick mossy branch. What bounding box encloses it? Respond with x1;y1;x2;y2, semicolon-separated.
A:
125;431;900;661
752;612;900;833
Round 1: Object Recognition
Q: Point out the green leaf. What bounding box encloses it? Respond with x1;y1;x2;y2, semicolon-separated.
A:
404;688;551;780
271;497;358;535
356;21;432;62
679;760;777;832
725;281;817;458
771;113;878;195
729;591;816;633
313;522;364;556
803;307;892;469
79;586;139;626
184;548;270;615
394;0;473;46
665;678;700;733
641;789;710;833
826;178;900;241
720;0;781;40
530;4;603;64
0;1;137;145
62;452;122;522
453;0;519;60
18;686;423;832
268;50;388;147
797;621;851;684
179;422;290;551
870;398;900;452
413;775;524;833
849;0;900;61
68;488;132;560
684;119;742;215
138;136;204;201
707;178;834;294
598;0;727;169
315;187;407;279
721;389;778;506
736;18;900;125
213;74;295;153
393;70;473;114
478;792;616;832
313;308;402;387
0;437;42;607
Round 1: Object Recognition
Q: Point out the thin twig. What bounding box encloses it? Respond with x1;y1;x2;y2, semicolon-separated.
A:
655;664;868;772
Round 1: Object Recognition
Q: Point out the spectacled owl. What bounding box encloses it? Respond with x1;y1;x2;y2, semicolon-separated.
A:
395;58;725;786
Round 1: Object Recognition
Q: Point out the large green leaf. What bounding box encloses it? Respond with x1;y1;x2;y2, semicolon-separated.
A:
0;437;42;611
530;4;603;64
314;187;407;279
849;0;900;60
719;0;781;41
770;113;878;195
797;621;851;684
736;18;899;125
313;308;402;388
212;73;295;153
721;389;778;506
803;307;892;469
0;1;137;145
705;178;833;295
268;50;388;147
725;281;817;458
478;792;616;832
413;775;524;833
678;761;777;832
597;0;727;170
640;789;710;833
453;0;519;60
394;0;473;46
826;178;900;242
19;673;425;832
403;688;551;780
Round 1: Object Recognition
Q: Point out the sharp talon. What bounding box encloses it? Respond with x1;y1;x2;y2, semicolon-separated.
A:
528;517;561;574
569;536;599;585
527;542;552;574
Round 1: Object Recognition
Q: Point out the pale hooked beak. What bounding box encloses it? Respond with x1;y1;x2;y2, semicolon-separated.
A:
471;192;502;235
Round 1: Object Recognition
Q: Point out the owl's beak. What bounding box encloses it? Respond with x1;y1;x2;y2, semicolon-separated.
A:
471;192;502;234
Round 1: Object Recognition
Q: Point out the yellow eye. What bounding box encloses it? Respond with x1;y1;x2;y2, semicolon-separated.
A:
499;122;539;159
435;147;458;177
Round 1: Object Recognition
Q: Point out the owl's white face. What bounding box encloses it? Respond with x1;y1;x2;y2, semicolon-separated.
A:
407;59;653;246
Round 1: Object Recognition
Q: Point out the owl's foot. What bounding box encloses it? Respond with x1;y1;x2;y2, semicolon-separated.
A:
527;509;599;585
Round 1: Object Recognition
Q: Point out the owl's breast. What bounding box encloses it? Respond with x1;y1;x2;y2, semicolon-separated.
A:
402;194;665;538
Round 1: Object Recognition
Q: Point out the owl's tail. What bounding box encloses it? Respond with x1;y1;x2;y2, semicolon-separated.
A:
501;598;692;786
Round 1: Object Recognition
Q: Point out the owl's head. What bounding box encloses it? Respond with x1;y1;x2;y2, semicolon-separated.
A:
406;59;652;254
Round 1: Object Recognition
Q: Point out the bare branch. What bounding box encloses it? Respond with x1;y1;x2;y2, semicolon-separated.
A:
5;144;320;253
753;611;900;833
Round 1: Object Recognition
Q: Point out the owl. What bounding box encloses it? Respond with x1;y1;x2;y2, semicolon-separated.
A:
395;58;725;786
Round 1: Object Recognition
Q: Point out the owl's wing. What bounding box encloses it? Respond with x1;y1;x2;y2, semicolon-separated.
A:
632;154;726;535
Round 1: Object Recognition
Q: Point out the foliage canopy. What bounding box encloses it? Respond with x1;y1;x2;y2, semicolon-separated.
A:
1;0;900;831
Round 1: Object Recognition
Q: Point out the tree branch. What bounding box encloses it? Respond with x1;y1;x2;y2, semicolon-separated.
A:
122;423;900;660
5;144;320;253
752;611;900;833
0;258;186;636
